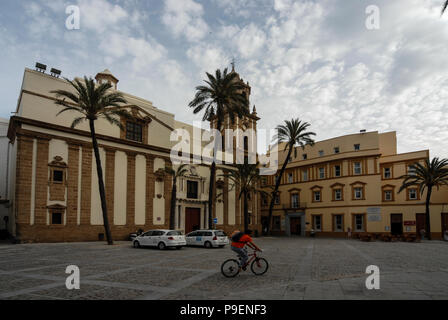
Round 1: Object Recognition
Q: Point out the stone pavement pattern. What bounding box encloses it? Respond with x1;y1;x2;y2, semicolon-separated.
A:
1;237;448;300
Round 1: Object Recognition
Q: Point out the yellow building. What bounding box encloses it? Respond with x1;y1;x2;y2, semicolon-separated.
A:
261;131;448;239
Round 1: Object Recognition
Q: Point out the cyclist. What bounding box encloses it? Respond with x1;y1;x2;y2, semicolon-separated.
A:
230;230;262;271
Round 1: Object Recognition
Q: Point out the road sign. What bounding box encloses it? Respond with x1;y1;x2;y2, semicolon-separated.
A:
213;218;218;224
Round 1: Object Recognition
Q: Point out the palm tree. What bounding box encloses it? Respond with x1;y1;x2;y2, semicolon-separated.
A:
51;76;133;245
189;68;250;229
266;119;316;235
221;163;268;233
398;158;448;240
442;1;448;15
165;163;189;230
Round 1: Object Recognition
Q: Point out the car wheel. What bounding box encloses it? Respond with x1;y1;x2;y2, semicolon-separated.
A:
204;241;212;248
133;241;141;248
158;242;166;250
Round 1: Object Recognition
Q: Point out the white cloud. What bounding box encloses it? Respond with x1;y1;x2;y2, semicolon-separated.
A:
162;0;208;42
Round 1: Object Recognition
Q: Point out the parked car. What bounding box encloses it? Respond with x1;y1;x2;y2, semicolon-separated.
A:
185;230;229;248
133;230;186;250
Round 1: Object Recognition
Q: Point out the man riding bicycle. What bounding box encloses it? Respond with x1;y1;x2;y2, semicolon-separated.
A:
230;230;262;271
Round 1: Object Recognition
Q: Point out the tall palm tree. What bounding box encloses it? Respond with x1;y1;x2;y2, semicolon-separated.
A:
398;158;448;240
266;119;316;235
51;76;133;245
442;1;448;15
165;163;189;230
221;163;268;233
189;68;250;229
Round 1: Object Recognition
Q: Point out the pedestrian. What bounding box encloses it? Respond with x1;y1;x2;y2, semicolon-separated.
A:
347;227;352;239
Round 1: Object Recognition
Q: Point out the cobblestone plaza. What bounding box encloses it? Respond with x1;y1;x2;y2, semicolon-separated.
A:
1;237;448;300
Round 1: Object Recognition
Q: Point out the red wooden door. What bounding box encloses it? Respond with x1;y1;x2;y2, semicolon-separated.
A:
290;217;301;235
185;208;201;234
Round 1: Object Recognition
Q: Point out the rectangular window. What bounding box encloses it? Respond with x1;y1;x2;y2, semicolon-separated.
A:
318;150;324;157
262;195;268;206
187;180;198;199
319;167;325;179
51;212;63;225
354;214;364;232
302;154;307;160
408;165;416;176
354;162;362;175
384;190;392;201
334;189;342;201
313;191;321;202
334;147;340;154
126;121;143;142
53;170;63;183
384;167;391;179
313;215;322;231
354;187;363;200
291;194;299;208
334;165;341;177
334;215;343;232
274;193;280;205
354;144;360;151
302;170;308;181
409;189;417;200
287;173;293;183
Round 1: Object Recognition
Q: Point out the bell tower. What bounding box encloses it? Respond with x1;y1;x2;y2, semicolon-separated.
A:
209;66;260;164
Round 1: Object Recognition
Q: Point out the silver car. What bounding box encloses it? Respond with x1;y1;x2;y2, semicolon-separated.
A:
133;229;186;250
185;230;229;248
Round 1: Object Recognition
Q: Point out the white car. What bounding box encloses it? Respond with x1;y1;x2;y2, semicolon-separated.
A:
133;229;186;250
185;230;229;248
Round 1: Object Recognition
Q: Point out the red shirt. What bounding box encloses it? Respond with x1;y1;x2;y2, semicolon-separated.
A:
232;234;252;248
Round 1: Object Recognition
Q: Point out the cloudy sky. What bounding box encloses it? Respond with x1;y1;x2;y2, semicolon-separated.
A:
1;0;448;158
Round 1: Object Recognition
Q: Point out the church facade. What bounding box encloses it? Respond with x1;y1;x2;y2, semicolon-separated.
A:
5;66;262;242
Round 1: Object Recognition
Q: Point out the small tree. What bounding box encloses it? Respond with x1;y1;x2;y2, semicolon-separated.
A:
221;163;268;233
398;158;448;240
51;77;133;245
165;164;189;230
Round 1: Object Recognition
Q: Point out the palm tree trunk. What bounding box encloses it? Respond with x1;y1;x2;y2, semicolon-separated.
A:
208;162;216;229
207;118;222;229
170;177;177;230
425;186;432;240
266;145;293;235
243;190;249;233
89;119;113;245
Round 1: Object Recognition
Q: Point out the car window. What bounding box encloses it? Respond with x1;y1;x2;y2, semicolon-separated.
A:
153;231;164;236
143;231;153;237
215;231;226;237
167;231;182;236
187;232;197;237
197;231;205;236
204;231;213;236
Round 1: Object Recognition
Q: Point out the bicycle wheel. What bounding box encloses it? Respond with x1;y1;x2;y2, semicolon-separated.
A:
251;257;268;275
221;259;240;278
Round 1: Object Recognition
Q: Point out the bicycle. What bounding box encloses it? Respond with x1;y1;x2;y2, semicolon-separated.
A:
221;248;269;278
